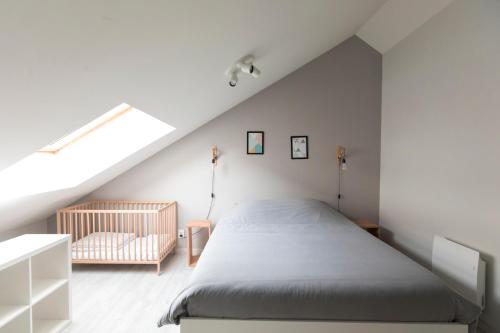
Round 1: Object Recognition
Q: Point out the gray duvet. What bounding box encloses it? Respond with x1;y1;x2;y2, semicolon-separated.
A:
158;199;480;327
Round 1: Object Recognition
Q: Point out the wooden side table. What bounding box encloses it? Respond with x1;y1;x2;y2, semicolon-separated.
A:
354;219;380;239
187;220;212;267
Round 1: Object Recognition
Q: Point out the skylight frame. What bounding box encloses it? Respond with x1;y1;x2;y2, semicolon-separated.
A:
37;104;133;154
0;103;175;203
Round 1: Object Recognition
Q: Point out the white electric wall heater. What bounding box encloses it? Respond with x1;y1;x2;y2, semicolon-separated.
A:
432;235;486;309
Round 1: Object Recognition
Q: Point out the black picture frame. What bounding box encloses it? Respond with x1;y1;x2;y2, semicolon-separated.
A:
247;131;264;155
290;136;308;159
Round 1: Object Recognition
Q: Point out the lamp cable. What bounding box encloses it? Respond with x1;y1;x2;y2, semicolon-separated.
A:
191;158;216;238
337;161;342;211
206;162;216;220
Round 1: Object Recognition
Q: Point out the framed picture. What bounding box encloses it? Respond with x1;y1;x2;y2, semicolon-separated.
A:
247;131;264;155
291;136;308;159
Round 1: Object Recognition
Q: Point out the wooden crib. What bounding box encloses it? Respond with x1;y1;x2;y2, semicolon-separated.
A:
57;200;177;274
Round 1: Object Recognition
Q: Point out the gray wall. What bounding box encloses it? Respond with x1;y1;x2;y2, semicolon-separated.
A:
380;1;500;331
84;36;381;247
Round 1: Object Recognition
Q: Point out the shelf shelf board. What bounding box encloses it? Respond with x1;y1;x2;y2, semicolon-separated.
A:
31;279;68;305
33;319;70;333
0;305;29;328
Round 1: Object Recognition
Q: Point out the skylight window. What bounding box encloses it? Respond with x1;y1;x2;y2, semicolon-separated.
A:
0;103;175;202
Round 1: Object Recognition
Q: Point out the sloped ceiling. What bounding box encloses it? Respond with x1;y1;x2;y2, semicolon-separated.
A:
0;0;388;231
0;0;453;232
357;0;455;54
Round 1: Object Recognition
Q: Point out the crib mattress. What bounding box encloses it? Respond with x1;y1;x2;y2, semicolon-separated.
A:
72;233;170;261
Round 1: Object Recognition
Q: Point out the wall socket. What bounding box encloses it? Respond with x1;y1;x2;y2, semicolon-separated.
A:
178;229;185;238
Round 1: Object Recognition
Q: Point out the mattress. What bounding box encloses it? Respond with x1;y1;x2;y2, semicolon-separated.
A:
159;199;481;327
72;232;136;250
72;233;163;260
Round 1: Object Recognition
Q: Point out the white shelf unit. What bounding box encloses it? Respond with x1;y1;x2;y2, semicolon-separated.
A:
0;235;71;333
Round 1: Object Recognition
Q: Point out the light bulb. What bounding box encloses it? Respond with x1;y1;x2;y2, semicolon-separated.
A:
341;158;347;171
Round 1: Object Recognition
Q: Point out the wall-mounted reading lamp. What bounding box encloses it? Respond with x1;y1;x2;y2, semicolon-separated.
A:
212;145;218;166
336;145;347;211
336;146;347;170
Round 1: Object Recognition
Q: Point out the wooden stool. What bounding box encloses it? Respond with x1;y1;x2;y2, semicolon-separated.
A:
187;220;212;267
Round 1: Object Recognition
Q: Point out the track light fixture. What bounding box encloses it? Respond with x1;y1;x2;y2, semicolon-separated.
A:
225;55;261;87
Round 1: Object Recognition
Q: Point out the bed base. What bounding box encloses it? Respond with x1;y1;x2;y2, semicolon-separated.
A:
180;319;468;333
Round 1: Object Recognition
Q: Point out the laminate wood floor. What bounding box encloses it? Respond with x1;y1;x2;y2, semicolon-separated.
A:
64;252;190;333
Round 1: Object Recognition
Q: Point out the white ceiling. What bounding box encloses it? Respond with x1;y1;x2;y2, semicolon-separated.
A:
0;0;389;170
0;0;388;231
357;0;455;54
0;0;453;232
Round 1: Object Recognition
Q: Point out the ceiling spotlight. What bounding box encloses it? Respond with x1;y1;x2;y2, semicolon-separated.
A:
225;55;261;87
228;72;238;87
238;63;261;78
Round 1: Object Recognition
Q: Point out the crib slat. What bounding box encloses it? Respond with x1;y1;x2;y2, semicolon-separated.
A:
81;213;84;253
172;206;174;249
167;208;169;252
169;206;172;250
69;213;73;243
105;213;108;260
146;212;149;261
81;213;85;259
167;206;171;251
165;207;167;252
86;212;90;259
75;213;79;259
170;205;173;250
160;210;163;257
160;209;163;254
140;209;143;261
156;214;160;261
134;213;137;261
98;212;102;260
164;209;167;254
152;213;155;260
92;213;96;260
122;212;125;260
169;207;172;249
110;213;114;261
171;205;174;249
115;213;119;261
127;213;131;261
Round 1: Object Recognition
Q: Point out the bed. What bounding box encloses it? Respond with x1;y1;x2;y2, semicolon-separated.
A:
158;199;481;332
57;200;177;274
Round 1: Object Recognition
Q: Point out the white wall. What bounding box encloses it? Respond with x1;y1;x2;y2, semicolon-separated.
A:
0;220;47;242
77;37;382;248
380;1;500;331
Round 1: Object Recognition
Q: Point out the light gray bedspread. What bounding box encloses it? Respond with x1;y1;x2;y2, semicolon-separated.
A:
159;199;480;326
